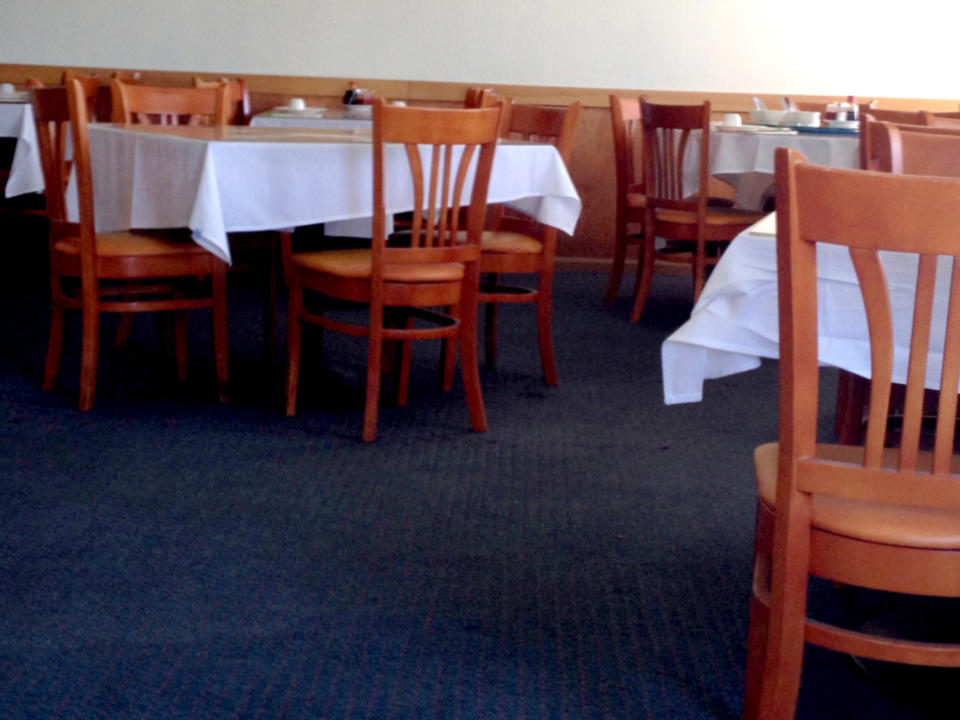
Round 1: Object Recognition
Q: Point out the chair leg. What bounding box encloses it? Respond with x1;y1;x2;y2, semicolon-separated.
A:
742;593;769;720
441;303;459;393
211;265;229;403
629;238;656;323
604;216;630;305
284;282;303;417
536;285;558;386
362;316;384;443
460;278;487;433
42;304;65;392
174;310;189;383
114;313;134;348
77;301;99;411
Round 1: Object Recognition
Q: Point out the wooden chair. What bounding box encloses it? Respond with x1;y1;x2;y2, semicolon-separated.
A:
474;100;580;385
858;109;925;170
35;80;228;410
110;80;229;126
60;71;101;119
464;87;492;108
743;147;960;719
632;101;765;322
605;94;645;305
194;76;251;126
923;111;960;129
283;100;500;441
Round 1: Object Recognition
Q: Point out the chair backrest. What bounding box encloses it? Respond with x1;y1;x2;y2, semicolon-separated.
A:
464;87;492;108
640;100;710;213
33;80;98;272
864;120;960;174
923;111;960;129
859;110;925;169
501;101;581;166
775;146;960;508
110;80;229;126
372;100;500;269
194;76;251;125
610;95;643;198
60;71;101;119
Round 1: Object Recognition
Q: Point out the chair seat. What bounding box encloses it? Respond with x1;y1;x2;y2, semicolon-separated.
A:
481;231;543;255
656;207;765;226
626;192;647;208
292;248;464;282
756;442;960;549
53;230;205;258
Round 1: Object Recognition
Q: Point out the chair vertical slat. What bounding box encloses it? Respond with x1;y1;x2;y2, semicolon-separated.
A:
934;258;960;474
404;144;424;246
424;144;441;243
849;247;894;468
676;129;690;200
450;144;475;240
899;254;937;470
436;144;452;247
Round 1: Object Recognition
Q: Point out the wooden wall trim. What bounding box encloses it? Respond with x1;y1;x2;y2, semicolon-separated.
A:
4;63;959;112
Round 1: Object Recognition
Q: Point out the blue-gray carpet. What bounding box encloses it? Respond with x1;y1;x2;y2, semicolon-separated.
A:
0;257;945;719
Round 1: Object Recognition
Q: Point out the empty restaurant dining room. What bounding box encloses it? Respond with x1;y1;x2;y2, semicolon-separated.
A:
4;2;960;719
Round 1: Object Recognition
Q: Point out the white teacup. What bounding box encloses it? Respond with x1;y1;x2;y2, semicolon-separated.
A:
0;83;15;95
722;113;742;127
288;97;306;111
793;111;821;127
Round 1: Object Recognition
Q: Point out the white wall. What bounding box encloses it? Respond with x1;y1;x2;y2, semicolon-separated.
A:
3;0;959;99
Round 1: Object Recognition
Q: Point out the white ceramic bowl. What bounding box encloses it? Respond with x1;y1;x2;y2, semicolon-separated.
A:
749;109;787;126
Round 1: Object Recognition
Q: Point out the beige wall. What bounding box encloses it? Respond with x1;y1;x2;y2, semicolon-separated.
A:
4;1;960;99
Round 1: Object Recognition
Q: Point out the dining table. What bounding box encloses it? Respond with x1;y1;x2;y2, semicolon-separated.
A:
684;125;860;209
661;212;948;406
0;95;44;198
74;123;582;265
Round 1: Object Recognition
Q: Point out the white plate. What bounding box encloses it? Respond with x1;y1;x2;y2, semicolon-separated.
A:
716;124;797;134
825;119;860;129
343;104;373;119
0;91;31;103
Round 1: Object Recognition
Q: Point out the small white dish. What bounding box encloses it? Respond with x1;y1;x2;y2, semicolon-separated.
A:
825;119;860;129
270;106;326;116
0;91;30;103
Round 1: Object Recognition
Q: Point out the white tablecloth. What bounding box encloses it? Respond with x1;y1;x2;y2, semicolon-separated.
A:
0;101;44;197
80;125;582;265
250;110;372;131
661;213;945;404
683;128;860;208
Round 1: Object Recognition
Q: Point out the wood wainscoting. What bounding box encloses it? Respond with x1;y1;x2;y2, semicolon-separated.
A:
3;63;959;270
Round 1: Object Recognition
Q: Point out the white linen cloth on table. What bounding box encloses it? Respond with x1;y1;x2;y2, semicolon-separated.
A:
661;212;947;404
0;102;44;197
681;130;860;208
250;113;372;131
80;125;582;266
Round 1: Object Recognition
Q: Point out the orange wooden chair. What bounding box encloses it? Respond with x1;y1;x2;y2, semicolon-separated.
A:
110;80;229;126
743;147;960;719
474;100;580;385
35;80;228;410
194;76;251;126
284;100;500;441
858;109;925;170
605;94;645;306
632;101;765;322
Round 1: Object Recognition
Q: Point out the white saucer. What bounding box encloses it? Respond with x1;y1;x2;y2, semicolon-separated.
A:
825;119;860;129
0;91;31;103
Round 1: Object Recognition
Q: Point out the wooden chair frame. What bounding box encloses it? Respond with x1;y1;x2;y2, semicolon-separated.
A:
743;147;960;719
605;94;645;306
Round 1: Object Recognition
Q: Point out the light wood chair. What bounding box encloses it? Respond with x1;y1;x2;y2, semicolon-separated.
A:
605;94;645;305
632;101;765;322
35;80;228;410
473;100;580;385
464;87;492;108
194;76;251;126
923;110;960;129
743;146;960;719
858;110;925;170
283;100;500;441
110;80;229;126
